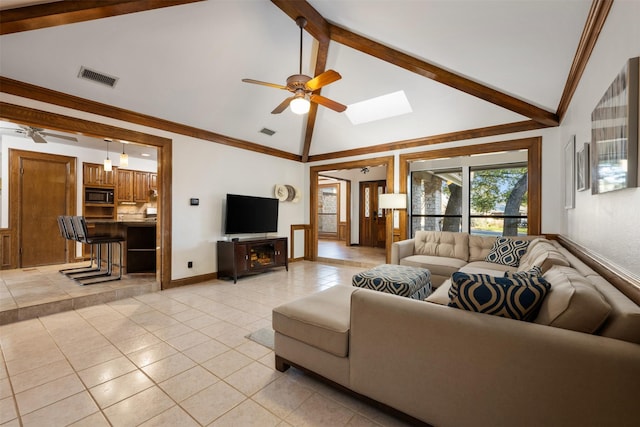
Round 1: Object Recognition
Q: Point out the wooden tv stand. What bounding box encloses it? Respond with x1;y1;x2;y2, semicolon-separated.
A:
217;237;288;283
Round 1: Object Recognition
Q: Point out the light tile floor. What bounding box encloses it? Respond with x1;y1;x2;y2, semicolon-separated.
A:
0;261;412;426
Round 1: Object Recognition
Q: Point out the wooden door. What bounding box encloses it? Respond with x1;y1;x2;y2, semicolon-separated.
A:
11;150;76;267
359;180;386;248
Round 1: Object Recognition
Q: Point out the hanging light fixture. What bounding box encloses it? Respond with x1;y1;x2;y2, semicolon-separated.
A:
120;142;129;167
289;91;310;115
103;139;112;171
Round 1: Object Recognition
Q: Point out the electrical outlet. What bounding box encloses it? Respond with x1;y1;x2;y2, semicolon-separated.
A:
188;261;193;268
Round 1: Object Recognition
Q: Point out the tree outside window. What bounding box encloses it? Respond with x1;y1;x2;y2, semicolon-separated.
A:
470;165;528;236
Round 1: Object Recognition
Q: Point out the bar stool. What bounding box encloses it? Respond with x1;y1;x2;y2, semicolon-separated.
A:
71;216;124;285
57;215;102;275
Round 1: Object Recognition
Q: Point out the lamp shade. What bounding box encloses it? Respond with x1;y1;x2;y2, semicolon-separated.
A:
378;193;406;209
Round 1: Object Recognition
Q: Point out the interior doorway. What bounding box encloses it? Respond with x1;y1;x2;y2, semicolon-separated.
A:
1;104;172;289
310;156;394;263
10;149;76;267
359;180;387;248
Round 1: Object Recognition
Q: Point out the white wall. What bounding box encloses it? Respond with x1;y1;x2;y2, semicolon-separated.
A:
559;0;640;278
171;135;304;279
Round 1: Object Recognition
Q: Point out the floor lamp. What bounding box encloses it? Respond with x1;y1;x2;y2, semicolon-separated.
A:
378;193;407;261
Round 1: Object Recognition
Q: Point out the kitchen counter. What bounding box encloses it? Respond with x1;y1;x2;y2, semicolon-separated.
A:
88;220;156;274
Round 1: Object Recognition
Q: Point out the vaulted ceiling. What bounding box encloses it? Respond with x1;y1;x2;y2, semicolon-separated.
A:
0;0;611;162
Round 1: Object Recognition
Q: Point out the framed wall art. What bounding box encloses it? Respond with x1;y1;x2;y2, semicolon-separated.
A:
564;135;575;209
590;57;639;194
576;142;590;191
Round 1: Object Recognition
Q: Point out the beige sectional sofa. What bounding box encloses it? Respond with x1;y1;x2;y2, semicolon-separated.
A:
273;231;640;426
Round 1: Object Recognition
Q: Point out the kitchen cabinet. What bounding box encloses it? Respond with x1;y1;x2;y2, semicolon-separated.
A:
217;237;288;283
83;162;116;187
134;171;150;202
149;173;158;193
117;169;134;202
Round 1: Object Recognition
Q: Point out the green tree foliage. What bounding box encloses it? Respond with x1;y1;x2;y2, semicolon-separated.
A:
470;168;528;214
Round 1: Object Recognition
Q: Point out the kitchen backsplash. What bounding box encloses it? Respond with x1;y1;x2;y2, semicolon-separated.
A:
117;202;156;221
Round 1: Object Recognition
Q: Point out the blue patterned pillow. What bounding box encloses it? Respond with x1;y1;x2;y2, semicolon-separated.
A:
505;266;543;278
485;237;530;267
448;272;550;321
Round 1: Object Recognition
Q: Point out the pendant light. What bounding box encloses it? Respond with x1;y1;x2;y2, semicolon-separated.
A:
120;142;129;167
103;139;112;171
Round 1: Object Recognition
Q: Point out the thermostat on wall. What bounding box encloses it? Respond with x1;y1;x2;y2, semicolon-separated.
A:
190;198;199;206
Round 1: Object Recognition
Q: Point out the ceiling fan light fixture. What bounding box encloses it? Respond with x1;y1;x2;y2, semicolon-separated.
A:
290;94;310;115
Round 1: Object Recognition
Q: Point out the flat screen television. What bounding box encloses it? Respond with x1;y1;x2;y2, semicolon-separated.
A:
224;193;279;234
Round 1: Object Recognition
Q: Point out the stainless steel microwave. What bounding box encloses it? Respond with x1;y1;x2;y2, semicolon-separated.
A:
85;188;114;204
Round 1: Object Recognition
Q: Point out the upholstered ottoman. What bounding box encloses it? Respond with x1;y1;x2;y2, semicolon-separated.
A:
352;264;432;299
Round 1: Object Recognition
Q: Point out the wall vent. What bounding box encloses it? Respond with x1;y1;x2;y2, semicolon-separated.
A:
259;127;276;136
77;66;119;88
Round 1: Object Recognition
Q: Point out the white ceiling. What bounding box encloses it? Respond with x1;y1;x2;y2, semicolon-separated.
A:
0;0;592;159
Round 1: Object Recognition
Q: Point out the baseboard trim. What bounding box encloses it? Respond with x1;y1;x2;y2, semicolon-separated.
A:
167;272;217;289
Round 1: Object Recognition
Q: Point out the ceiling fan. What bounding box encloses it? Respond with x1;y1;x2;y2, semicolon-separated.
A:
242;17;347;115
0;125;77;143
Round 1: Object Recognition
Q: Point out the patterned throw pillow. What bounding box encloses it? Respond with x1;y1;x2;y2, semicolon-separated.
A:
485;237;530;267
448;272;550;321
505;266;543;278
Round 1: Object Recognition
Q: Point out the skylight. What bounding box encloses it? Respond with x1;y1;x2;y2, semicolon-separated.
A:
345;90;413;125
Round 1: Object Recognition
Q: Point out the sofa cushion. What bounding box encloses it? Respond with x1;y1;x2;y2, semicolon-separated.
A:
468;235;498;261
460;261;515;276
272;285;355;357
587;275;640;344
425;279;451;305
518;239;570;273
485;237;531;267
413;231;469;261
536;266;611;334
448;272;550;321
400;255;467;277
505;266;543;278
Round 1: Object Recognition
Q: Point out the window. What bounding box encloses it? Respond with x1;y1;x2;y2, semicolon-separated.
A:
409;153;529;237
411;169;462;234
470;165;528;236
318;184;339;236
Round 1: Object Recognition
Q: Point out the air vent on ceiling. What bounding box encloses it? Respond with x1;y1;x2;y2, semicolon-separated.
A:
77;66;119;88
259;127;276;136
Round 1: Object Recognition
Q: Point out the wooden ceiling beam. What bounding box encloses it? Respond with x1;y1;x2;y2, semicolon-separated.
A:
271;0;331;44
301;38;331;162
0;0;204;35
0;77;301;162
556;0;613;122
329;24;559;127
307;120;551;163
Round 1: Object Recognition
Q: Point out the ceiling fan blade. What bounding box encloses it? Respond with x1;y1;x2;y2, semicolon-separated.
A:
242;78;288;90
271;97;294;114
41;132;78;142
31;132;47;143
310;94;347;113
305;70;342;92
